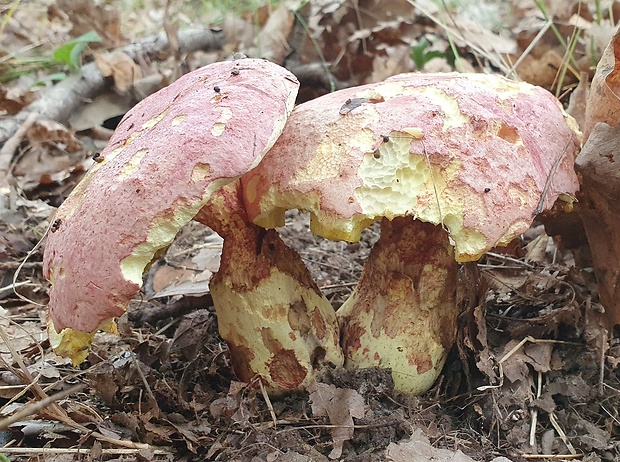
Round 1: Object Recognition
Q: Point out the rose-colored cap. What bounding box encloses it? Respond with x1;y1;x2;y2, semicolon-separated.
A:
243;72;580;261
44;59;299;341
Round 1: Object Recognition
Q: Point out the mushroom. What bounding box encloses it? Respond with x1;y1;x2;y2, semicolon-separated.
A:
43;58;299;364
194;181;343;392
241;72;581;394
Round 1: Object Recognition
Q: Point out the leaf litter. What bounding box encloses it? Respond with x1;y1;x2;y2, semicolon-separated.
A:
1;0;620;460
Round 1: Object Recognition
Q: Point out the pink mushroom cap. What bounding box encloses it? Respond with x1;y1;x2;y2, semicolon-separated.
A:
44;59;299;339
242;72;580;261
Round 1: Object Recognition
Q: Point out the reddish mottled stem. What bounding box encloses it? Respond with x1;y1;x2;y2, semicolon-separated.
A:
196;182;343;392
338;217;457;394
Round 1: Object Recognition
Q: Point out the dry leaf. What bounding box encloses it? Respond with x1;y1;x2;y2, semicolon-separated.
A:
386;429;477;462
566;72;588;132
575;122;620;326
26;120;82;153
56;0;123;47
257;3;295;62
308;382;365;459
584;28;620;140
95;51;143;93
513;49;565;88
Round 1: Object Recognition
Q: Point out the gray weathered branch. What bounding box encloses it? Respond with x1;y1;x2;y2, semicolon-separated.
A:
0;28;224;148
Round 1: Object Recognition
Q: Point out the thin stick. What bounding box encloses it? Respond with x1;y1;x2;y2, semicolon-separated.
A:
257;379;277;429
12;219;51;308
549;411;577;455
534;139;571;216
0;384;85;430
0;447;170;455
477;337;570;392
522;454;584;460
485;252;536;269
0;281;30;297
598;329;608;396
0;326;149;450
506;20;553;79
130;352;156;404
0;112;38;183
319;282;358;290
529;370;543;447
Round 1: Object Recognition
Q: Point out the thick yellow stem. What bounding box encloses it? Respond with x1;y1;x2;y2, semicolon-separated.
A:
337;217;457;395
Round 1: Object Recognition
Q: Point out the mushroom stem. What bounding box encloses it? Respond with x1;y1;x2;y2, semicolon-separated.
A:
337;217;457;395
195;182;343;393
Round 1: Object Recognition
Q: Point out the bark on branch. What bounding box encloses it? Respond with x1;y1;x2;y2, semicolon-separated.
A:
0;28;224;148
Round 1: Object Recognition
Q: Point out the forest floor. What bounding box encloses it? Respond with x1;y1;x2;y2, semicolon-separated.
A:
0;0;619;461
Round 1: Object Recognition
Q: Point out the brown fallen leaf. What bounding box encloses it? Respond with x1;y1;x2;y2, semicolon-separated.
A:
386;429;478;462
94;51;143;93
56;0;123;47
584;27;620;141
576;122;620;327
308;382;365;459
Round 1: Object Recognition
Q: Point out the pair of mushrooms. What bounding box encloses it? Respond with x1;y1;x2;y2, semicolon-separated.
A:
43;59;580;395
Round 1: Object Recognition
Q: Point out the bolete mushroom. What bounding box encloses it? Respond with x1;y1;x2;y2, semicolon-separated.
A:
194;181;343;392
241;72;581;394
43;58;299;364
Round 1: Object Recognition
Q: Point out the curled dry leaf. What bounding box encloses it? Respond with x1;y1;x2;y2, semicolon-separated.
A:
576;122;620;327
308;382;365;460
94;51;143;93
584;27;620;141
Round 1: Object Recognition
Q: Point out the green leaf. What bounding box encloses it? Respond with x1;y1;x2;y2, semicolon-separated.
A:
53;31;101;70
33;72;68;86
411;38;446;69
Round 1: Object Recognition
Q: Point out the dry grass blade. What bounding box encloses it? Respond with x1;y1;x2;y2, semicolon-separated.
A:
406;0;512;74
0;325;150;450
505;20;553;79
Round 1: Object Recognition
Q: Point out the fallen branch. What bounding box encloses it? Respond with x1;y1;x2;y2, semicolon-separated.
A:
0;27;224;147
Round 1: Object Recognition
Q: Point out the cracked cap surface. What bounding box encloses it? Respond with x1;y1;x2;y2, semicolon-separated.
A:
242;72;580;261
43;59;299;346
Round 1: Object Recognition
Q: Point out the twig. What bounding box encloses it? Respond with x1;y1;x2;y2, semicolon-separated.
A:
0;112;37;185
0;326;149;450
549;411;577;455
319;282;358;290
257;378;277;429
0;384;85;430
529;370;543;447
0;28;224;147
0;281;30;297
0;447;170;455
478;337;570;392
505;20;553;79
130;352;157;404
522;455;584;460
12;218;51;307
485;252;536;269
598;329;608;396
